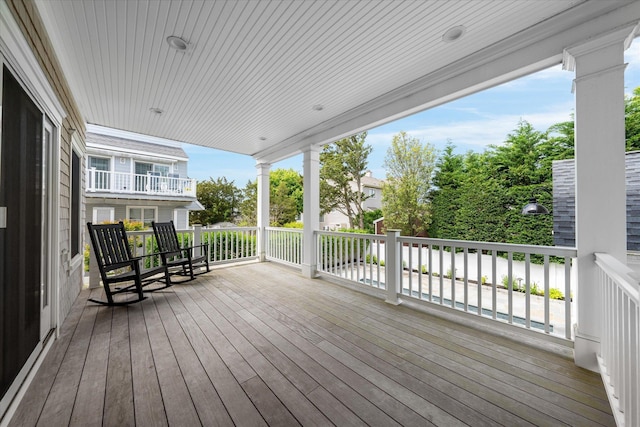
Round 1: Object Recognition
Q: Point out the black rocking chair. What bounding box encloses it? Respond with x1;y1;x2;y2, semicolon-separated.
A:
87;221;171;306
152;221;210;282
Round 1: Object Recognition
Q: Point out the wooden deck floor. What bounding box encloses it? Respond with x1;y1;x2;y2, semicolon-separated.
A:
8;262;614;426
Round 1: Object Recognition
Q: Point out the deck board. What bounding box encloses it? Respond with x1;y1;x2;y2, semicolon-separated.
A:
8;262;616;426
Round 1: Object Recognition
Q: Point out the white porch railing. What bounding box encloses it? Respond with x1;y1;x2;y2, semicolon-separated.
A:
201;227;258;264
314;229;577;340
86;168;197;197
265;227;303;267
595;253;640;427
316;230;387;291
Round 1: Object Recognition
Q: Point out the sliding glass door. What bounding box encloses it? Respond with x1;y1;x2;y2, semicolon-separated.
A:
0;66;44;399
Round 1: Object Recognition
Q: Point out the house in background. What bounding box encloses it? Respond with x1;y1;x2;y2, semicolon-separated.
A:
320;171;383;230
85;126;202;230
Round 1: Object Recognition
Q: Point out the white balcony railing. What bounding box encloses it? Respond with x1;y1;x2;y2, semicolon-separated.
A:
86;168;197;197
314;229;577;340
595;253;640;427
265;227;303;267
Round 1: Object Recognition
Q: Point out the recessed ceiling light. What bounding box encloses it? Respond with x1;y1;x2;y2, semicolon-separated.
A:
312;104;324;111
149;107;164;115
442;25;466;43
259;136;267;141
166;35;190;51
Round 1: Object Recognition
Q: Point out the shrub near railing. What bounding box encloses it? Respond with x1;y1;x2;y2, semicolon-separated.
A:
316;229;386;289
318;229;370;269
202;229;257;263
266;227;303;265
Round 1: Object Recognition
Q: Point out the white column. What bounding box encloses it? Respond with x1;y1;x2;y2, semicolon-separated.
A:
385;229;401;305
302;146;320;278
256;162;271;262
193;224;202;258
563;25;637;371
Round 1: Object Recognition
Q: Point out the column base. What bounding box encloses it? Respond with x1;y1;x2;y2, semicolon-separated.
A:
574;325;600;372
301;263;318;279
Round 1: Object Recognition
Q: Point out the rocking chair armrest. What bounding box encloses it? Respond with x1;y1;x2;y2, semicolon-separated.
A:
138;251;171;259
103;257;141;272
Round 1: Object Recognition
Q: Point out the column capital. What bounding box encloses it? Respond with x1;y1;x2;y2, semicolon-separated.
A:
303;144;321;155
563;23;639;71
255;161;271;174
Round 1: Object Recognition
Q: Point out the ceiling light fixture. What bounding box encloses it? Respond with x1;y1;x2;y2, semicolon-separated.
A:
442;25;466;43
166;35;190;51
149;107;164;115
312;104;324;111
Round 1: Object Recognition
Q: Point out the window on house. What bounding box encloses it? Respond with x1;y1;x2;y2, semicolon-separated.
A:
369;189;376;198
88;156;110;190
71;149;81;256
127;206;157;228
93;207;114;224
135;162;170;191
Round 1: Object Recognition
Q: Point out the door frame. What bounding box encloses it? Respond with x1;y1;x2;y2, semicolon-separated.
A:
0;1;64;419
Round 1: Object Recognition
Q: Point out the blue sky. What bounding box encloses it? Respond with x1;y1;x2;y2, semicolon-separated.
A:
184;43;640;185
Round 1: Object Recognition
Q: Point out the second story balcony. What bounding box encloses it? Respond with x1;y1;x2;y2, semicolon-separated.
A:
86;168;197;198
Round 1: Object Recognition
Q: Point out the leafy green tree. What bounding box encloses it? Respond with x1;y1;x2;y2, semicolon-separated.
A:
238;180;257;226
320;132;373;229
357;208;383;234
236;168;303;226
626;86;640;151
191;177;241;225
382;131;436;236
270;168;304;216
270;181;298;226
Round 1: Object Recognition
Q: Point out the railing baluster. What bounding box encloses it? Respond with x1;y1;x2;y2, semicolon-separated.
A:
463;247;468;312
439;245;444;305
507;251;513;324
477;247;482;316
428;244;433;302
490;250;496;319
418;243;423;300
544;255;550;334
450;246;455;308
408;242;413;296
525;253;531;329
564;256;572;340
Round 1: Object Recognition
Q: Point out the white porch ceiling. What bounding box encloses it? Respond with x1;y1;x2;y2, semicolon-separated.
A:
35;1;640;162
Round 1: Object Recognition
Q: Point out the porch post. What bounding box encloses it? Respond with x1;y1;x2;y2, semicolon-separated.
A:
256;162;271;262
385;229;401;305
563;25;638;371
302;146;320;278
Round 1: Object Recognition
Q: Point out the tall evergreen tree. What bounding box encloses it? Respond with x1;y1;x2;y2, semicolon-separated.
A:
429;141;464;239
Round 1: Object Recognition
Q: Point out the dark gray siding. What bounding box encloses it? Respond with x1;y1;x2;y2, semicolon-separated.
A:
553;151;640;250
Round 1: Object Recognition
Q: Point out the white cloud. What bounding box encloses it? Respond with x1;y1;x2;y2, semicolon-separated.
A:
368;103;574;150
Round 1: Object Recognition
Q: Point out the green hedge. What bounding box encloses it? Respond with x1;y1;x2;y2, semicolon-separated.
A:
319;229;370;268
